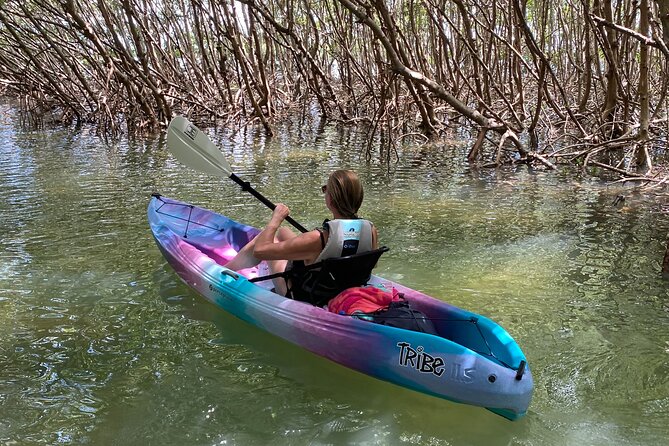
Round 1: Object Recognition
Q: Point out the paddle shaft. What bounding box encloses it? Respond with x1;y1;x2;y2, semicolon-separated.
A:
229;173;308;233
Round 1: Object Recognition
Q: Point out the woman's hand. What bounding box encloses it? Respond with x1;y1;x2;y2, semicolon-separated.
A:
269;203;290;226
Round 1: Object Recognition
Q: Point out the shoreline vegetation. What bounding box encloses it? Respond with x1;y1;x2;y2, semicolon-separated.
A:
1;0;669;184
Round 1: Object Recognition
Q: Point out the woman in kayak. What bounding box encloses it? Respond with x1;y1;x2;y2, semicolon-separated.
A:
225;169;378;300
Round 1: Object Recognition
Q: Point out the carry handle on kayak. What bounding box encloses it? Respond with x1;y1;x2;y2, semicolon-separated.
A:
515;360;526;380
221;269;239;280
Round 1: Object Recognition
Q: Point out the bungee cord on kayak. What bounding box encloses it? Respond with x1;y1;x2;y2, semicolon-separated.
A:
152;194;226;237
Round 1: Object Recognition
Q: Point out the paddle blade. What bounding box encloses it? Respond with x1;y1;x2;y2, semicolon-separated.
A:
166;116;232;177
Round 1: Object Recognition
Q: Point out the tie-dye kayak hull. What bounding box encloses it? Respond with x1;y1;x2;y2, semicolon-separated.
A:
148;195;533;420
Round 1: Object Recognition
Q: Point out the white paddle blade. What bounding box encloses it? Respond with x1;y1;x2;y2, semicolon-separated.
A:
166;116;232;177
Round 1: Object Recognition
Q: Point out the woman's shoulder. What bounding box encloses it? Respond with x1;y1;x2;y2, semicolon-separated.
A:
286;229;327;257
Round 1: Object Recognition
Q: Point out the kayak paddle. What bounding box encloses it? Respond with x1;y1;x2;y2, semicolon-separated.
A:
166;116;308;233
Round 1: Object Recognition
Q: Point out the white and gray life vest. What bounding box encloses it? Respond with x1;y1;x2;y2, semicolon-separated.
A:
315;219;374;262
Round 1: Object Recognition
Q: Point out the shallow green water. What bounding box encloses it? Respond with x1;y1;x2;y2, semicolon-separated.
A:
1;102;669;445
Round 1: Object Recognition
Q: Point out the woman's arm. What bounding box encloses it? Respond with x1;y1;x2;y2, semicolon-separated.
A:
253;204;323;261
254;230;323;261
371;223;379;249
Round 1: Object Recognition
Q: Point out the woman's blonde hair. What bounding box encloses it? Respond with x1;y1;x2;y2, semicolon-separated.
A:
327;169;364;219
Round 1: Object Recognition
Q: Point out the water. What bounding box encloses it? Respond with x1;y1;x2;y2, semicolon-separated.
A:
1;101;669;445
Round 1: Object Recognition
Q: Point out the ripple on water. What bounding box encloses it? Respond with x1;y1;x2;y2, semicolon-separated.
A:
3;101;669;444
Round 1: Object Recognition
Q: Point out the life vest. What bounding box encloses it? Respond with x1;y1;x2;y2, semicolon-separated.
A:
288;218;375;306
315;219;374;262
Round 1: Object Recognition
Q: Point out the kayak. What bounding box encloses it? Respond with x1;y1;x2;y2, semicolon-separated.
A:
148;194;533;420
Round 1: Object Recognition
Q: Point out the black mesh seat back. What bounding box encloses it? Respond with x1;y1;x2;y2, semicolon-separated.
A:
293;246;389;306
322;246;388;287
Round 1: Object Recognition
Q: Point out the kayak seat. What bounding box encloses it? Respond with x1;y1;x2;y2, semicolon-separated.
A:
250;246;389;307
